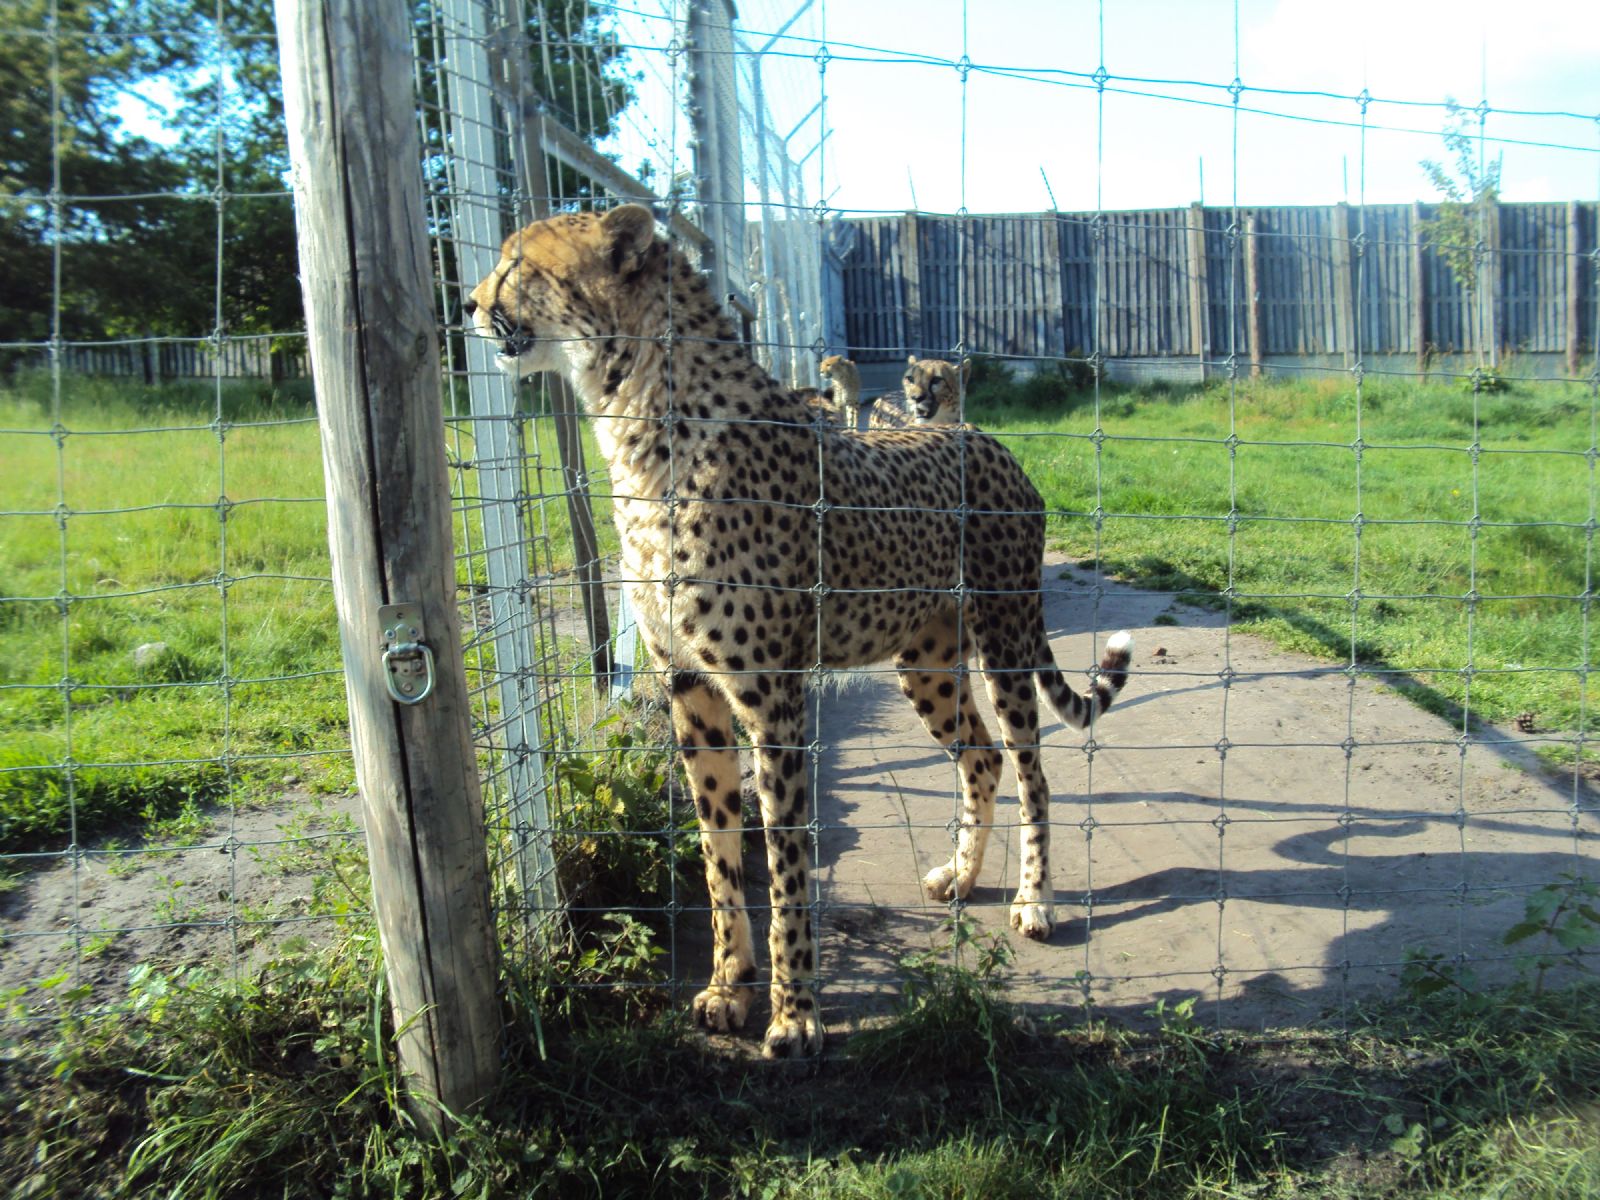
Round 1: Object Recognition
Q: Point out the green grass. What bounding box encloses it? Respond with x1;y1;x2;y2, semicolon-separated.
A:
0;372;351;850
4;366;1600;1194
970;370;1599;737
3;366;1594;850
0;371;617;852
2;917;1596;1199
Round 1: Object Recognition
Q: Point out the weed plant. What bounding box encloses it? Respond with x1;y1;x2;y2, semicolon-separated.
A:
5;907;1597;1199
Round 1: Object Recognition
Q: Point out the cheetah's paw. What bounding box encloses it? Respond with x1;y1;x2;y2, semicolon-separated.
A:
692;985;752;1033
922;861;976;903
922;862;957;901
762;1009;824;1058
1009;900;1056;941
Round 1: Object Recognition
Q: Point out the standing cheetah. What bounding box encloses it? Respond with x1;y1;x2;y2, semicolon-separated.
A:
466;204;1133;1057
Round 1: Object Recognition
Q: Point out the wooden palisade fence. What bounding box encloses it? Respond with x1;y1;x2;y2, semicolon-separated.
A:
275;0;501;1125
841;202;1599;375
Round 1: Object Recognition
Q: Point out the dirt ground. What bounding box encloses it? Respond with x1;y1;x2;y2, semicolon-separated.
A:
0;790;366;1013
802;555;1598;1032
4;554;1595;1034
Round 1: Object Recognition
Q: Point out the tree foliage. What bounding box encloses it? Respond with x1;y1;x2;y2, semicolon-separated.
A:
1418;98;1502;302
1;0;636;375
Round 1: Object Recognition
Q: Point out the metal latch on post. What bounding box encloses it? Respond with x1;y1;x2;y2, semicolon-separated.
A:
379;602;436;705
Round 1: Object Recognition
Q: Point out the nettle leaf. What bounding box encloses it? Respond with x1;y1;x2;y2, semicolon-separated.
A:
1554;917;1600;949
1503;920;1544;946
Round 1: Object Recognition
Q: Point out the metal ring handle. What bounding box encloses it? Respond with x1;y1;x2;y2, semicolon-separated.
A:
382;641;436;705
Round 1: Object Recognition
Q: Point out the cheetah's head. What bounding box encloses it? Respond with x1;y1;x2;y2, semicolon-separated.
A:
464;205;660;379
902;356;970;423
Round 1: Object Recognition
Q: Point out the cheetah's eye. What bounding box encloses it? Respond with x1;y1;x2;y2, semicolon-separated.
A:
930;378;943;389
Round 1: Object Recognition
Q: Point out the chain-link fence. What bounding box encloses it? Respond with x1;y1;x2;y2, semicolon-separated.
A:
3;0;1597;1067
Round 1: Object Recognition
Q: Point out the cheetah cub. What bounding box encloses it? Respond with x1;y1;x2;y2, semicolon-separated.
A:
466;205;1133;1057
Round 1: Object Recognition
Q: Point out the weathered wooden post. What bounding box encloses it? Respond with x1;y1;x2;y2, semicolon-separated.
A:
275;0;501;1125
1412;202;1429;375
1333;202;1357;368
1187;202;1209;380
1244;211;1264;378
1567;201;1584;378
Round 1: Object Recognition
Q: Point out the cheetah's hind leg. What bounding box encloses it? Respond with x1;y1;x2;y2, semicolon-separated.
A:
894;611;1005;905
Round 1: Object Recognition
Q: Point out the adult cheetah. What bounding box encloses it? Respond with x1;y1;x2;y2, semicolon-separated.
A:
869;355;967;427
465;204;1133;1057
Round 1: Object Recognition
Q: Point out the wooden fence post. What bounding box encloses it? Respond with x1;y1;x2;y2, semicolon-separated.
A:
1486;197;1503;368
1187;202;1209;378
1333;202;1357;367
1412;202;1428;375
899;212;924;359
1568;201;1584;377
275;0;501;1126
488;1;612;688
1244;211;1264;378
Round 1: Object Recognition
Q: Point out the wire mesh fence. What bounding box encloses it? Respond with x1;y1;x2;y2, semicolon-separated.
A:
2;0;1598;1054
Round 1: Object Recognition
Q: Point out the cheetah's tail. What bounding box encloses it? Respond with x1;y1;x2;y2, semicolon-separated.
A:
1035;630;1134;731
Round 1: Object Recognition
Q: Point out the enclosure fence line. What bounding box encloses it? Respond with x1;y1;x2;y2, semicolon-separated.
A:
5;0;1600;1114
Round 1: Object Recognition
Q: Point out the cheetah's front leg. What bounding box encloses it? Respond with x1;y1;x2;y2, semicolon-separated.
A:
744;682;824;1057
669;675;757;1033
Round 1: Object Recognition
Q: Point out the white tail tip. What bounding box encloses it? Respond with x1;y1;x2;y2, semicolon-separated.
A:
1105;630;1134;657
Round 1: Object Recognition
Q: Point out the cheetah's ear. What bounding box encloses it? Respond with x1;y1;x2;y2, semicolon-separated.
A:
906;354;917;366
600;204;657;274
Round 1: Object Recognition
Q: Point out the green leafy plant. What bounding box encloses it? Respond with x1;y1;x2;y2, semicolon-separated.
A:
1419;98;1503;370
1144;994;1217;1064
1504;874;1600;994
1398;948;1483;1007
852;913;1020;1105
550;723;700;918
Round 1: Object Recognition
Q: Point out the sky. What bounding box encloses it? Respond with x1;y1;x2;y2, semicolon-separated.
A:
108;0;1600;217
608;0;1600;216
